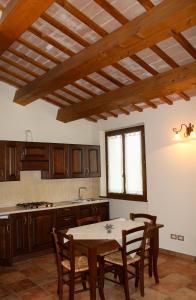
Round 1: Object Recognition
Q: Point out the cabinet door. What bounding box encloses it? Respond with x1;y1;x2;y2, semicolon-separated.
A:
0;142;5;181
21;142;49;161
0;219;12;265
69;145;85;177
77;205;92;219
11;213;28;257
85;146;101;177
92;203;109;221
5;141;21;181
50;144;69;179
56;207;77;229
29;210;56;252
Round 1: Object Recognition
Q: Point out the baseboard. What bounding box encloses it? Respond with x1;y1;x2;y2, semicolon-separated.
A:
160;248;196;262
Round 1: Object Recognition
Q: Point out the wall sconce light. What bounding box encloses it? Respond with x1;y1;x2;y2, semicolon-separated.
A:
173;123;196;141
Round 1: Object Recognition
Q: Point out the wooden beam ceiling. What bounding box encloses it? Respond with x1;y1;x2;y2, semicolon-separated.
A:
13;0;196;106
56;62;196;123
0;0;55;55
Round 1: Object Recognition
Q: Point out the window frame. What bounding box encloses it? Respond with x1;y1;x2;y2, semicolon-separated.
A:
105;125;147;202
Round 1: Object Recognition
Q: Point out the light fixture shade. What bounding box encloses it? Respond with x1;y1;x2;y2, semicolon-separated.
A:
173;132;181;141
188;131;196;139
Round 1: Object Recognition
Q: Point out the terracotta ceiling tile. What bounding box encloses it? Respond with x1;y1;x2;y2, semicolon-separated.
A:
119;57;152;80
157;37;195;66
181;26;196;48
65;84;91;99
88;72;117;90
108;0;145;21
76;79;104;95
102;65;133;85
137;47;171;73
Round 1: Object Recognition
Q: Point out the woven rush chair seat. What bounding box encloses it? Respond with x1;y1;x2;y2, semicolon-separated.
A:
104;250;140;266
62;255;89;272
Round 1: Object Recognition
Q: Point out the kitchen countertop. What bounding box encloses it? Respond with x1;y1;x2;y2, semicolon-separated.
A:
0;199;109;216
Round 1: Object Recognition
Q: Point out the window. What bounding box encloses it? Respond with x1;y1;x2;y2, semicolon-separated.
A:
106;125;147;201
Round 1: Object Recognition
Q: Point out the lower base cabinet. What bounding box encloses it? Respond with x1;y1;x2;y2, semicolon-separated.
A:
0;202;109;265
0;218;12;265
29;210;56;252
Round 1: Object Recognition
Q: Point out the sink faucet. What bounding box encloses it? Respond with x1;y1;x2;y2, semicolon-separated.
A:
78;187;87;200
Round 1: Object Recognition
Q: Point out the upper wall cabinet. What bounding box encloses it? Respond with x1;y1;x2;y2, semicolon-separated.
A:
86;145;101;177
21;142;49;171
5;141;21;181
0;142;5;181
69;145;101;178
49;144;69;179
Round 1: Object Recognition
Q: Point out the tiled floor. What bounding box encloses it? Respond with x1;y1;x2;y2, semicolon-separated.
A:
0;252;195;300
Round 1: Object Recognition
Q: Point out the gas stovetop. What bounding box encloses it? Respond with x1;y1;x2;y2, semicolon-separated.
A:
16;201;53;209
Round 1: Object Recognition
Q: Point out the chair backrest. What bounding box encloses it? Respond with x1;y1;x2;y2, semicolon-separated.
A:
121;223;152;268
130;213;157;225
77;215;101;226
52;227;75;272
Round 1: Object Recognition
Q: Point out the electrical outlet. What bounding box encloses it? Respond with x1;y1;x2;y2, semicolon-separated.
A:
178;235;184;241
170;234;177;240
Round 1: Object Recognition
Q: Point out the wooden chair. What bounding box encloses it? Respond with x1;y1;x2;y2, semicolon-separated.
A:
130;213;158;282
76;215;101;226
52;227;89;300
99;223;151;300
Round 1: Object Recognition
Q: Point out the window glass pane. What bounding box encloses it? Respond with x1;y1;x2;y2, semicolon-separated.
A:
125;131;143;195
107;135;123;193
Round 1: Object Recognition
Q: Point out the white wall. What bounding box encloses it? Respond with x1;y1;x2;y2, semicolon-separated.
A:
0;82;99;144
97;99;196;256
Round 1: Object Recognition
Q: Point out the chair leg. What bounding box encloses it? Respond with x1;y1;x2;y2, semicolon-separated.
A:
122;265;130;300
69;271;75;300
148;250;153;277
135;262;139;288
139;261;144;297
58;272;63;300
81;272;87;290
98;256;105;300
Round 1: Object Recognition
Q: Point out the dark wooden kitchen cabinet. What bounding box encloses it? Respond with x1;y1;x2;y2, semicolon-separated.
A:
28;209;56;252
69;145;100;178
56;206;77;229
0;218;12;265
77;204;92;219
49;144;69;179
0;142;5;181
5;141;21;181
86;145;101;177
11;213;28;257
92;202;109;221
69;144;86;177
21;142;49;171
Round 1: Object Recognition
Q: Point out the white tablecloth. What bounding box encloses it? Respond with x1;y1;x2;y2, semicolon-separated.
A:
67;218;144;254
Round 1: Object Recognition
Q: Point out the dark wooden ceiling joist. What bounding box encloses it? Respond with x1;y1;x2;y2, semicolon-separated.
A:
13;0;196;106
56;62;196;123
94;0;128;25
137;0;154;10
171;31;196;59
0;0;55;55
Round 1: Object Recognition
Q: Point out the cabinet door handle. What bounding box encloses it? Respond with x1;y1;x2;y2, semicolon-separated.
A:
23;216;27;225
6;224;10;233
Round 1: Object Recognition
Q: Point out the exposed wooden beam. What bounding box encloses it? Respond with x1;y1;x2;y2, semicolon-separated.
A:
85;117;97;123
151;45;179;68
56;62;196;122
57;0;108;37
108;111;118;118
137;0;154;10
84;76;110;93
13;0;196;105
29;27;75;57
72;82;96;97
119;108;130;115
0;4;4;11
0;0;54;55
145;101;157;109
41;13;90;47
0;75;23;88
177;91;190;101
94;0;128;25
112;63;140;82
131;54;158;75
160;96;173;105
172;30;196;59
130;104;143;112
98;114;107;120
97;70;124;87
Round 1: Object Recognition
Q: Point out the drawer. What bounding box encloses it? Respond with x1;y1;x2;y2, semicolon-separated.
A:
57;207;76;217
57;216;76;229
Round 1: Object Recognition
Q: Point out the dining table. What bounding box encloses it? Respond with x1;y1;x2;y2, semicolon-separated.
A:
67;218;164;300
